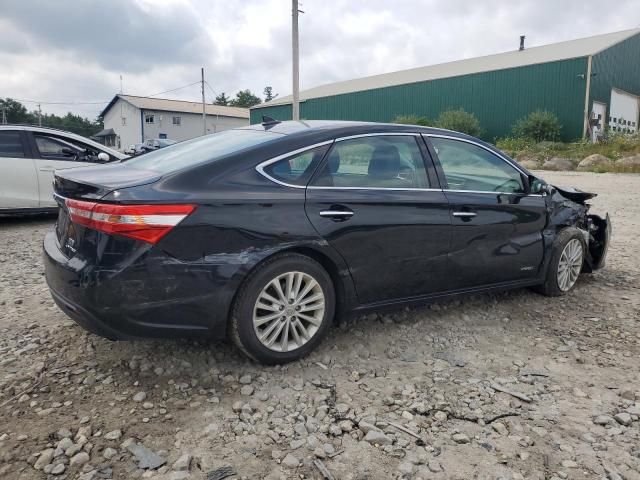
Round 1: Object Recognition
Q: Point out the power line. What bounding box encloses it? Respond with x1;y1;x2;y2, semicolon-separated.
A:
8;80;203;107
13;98;109;105
146;81;201;98
204;81;220;103
204;81;217;97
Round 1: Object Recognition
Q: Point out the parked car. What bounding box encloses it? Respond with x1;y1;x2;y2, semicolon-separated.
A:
144;138;177;151
0;125;126;214
124;143;147;156
43;120;611;363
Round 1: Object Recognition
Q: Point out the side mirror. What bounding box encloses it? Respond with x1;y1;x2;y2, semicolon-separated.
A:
61;147;76;157
97;152;110;162
530;178;548;194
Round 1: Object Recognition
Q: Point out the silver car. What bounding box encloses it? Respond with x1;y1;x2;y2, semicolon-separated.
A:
0;125;127;214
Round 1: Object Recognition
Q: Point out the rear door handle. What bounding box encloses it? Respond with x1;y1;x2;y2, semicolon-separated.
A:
39;166;56;172
452;211;477;217
319;209;354;221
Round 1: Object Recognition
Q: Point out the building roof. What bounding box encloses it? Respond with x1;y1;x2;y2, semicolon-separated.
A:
101;94;250;119
253;28;640;109
93;128;115;137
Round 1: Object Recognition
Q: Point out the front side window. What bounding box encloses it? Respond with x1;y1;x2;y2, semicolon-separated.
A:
0;131;25;158
430;137;525;193
34;134;107;162
145;114;155;124
172;116;181;126
35;135;80;158
263;145;330;186
310;135;429;189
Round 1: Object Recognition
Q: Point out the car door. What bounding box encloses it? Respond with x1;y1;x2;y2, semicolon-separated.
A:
425;134;547;289
0;130;39;209
304;133;452;305
30;133;99;207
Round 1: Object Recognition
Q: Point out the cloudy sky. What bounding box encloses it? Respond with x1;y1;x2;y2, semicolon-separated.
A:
0;0;638;119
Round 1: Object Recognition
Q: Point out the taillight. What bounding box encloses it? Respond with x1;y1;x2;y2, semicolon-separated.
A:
66;199;195;244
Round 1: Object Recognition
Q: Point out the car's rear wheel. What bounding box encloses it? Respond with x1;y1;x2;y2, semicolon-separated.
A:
230;253;335;364
535;227;586;296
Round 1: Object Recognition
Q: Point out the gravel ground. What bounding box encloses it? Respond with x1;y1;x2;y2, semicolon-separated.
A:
1;171;639;480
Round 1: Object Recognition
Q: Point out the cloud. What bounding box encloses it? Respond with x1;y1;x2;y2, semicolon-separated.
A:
0;0;637;118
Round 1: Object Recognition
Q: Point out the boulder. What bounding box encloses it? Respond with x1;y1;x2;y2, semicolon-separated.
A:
516;154;540;170
542;157;575;171
577;154;612;171
519;159;540;170
616;154;640;172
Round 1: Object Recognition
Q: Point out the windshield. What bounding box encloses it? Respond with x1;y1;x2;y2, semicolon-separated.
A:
123;129;279;173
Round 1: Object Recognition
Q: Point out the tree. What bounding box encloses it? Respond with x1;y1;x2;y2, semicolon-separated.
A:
512;110;562;142
434;108;482;137
1;98;102;136
0;98;34;124
214;92;230;106
263;86;276;102
229;89;262;108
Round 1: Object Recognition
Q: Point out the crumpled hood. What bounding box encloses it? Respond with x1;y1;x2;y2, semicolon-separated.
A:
552;185;597;204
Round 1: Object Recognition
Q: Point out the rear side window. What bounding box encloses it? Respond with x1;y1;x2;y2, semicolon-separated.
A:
310;135;429;188
262;145;330;186
124;129;280;174
0;131;25;158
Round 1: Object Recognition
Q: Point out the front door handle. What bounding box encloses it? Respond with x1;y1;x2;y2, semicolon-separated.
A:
319;209;354;221
452;211;477;218
39;166;56;172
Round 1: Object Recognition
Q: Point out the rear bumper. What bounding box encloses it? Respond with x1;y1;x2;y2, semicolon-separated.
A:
43;230;239;340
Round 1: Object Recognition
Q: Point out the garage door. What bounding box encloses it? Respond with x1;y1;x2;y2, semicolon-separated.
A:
609;89;639;134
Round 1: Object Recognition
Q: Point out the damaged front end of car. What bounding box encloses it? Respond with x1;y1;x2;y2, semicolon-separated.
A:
544;184;611;272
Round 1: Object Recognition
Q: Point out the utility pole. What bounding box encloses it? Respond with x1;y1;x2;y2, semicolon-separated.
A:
292;0;300;120
1;106;6;125
120;75;123;94
201;67;207;135
37;103;42;126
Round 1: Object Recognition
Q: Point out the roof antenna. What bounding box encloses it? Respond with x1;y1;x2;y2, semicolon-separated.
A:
262;115;281;127
519;35;526;51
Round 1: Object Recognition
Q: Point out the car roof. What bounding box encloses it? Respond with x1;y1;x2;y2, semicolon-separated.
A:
0;124;127;159
239;119;472;140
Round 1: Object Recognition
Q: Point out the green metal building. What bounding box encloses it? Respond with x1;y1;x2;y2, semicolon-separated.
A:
251;29;640;141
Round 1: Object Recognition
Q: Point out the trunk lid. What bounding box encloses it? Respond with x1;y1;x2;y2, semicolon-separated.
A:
54;164;162;200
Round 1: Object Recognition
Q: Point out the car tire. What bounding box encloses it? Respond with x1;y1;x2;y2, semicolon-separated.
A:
534;227;586;297
229;253;335;364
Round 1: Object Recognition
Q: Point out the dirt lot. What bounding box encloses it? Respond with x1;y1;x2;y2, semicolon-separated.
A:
1;171;639;480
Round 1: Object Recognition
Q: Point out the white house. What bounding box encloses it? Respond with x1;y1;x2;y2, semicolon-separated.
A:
98;94;250;151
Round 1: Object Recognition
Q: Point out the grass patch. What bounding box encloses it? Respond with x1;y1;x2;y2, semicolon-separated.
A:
495;132;640;173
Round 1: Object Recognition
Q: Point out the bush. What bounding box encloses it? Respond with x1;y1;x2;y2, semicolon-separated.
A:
512;111;562;142
392;114;432;126
434;108;482;137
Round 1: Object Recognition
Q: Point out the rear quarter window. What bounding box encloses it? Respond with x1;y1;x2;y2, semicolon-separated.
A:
262;145;330;186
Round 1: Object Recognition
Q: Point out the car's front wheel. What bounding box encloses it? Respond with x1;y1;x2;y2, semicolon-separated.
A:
229;253;335;364
536;227;586;296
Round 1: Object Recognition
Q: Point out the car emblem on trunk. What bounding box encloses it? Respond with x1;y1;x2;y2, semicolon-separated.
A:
64;223;77;253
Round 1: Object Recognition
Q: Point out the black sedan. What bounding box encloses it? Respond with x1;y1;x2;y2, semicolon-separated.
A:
44;120;611;363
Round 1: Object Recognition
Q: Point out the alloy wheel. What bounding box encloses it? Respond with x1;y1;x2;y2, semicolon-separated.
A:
253;271;325;352
557;238;583;292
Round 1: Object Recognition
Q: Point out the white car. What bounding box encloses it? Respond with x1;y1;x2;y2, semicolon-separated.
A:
0;125;127;214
